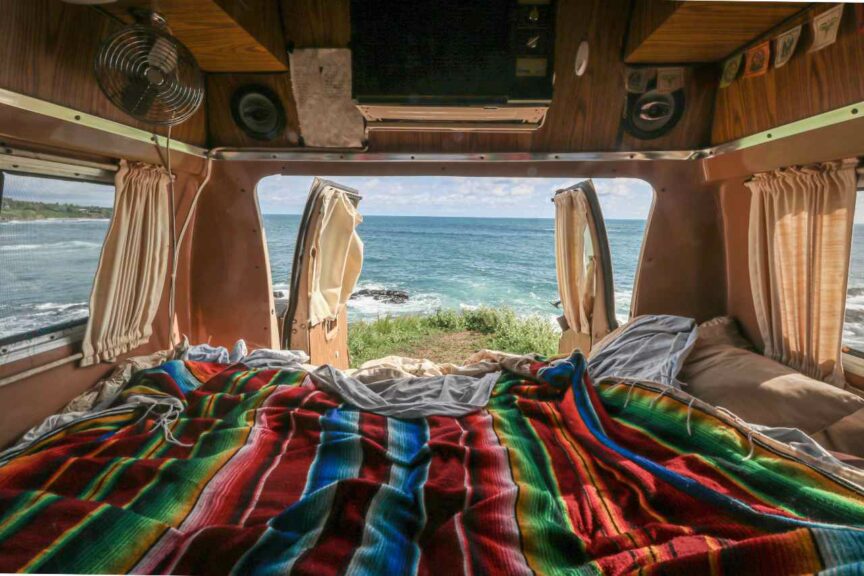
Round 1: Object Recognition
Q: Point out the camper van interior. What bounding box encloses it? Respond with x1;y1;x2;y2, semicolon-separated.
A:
5;0;864;573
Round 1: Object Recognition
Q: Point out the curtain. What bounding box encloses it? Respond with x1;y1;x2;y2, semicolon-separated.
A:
308;189;364;327
554;189;595;352
81;160;171;366
747;159;858;385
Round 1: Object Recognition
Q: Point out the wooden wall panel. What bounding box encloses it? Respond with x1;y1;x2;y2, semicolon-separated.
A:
713;3;864;145
0;0;207;146
281;0;351;49
626;1;803;64
624;0;680;63
105;0;288;72
207;73;301;147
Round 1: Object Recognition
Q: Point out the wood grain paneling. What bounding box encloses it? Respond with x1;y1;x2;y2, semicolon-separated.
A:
105;0;288;72
281;0;351;49
207;73;301;147
624;0;680;63
0;0;207;146
712;3;864;145
626;1;804;64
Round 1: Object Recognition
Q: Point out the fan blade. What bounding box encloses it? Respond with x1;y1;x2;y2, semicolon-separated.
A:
147;36;178;74
121;76;158;117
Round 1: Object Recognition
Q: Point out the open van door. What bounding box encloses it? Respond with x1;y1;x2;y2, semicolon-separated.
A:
553;179;618;355
281;178;363;369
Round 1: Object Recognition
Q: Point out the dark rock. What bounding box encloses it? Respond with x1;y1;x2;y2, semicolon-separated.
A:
351;289;409;304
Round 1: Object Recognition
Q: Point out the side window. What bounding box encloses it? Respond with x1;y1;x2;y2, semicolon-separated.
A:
844;189;864;355
0;172;113;347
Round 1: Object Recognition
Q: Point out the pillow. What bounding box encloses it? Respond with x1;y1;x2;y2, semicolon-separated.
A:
694;316;755;351
812;408;864;458
681;321;864;434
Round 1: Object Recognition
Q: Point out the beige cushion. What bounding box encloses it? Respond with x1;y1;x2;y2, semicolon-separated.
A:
811;408;864;458
694;316;754;351
681;318;864;434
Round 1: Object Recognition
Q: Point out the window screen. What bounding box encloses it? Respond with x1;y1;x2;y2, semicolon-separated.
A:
0;172;113;341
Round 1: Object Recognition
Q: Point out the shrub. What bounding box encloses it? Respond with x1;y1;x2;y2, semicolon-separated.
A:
347;307;559;367
427;308;465;331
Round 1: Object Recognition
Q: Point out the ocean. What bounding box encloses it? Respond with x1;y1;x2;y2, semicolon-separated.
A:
3;215;864;350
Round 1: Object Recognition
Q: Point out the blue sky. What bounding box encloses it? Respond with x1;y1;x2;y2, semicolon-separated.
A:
3;173;655;219
257;176;654;219
6;172;864;221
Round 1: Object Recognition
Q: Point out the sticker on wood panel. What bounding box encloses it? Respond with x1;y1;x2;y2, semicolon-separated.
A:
743;41;771;78
719;53;743;88
774;25;802;68
625;68;653;94
655;67;684;94
809;4;844;53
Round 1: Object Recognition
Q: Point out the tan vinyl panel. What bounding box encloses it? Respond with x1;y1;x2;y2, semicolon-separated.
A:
188;161;279;350
719;178;763;350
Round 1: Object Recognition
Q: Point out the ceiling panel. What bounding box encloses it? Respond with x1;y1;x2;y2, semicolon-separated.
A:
626;1;805;64
104;0;288;72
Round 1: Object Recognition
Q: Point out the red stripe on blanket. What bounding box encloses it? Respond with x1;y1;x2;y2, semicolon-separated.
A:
417;415;473;575
457;409;533;576
0;491;99;572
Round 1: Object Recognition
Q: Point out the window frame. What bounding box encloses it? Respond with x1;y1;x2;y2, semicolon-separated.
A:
842;186;864;377
0;165;114;365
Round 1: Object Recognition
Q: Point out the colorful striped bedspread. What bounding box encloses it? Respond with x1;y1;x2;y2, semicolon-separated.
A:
1;353;864;574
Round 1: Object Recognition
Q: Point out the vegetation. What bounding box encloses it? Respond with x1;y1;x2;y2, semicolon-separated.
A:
348;307;559;367
0;197;112;221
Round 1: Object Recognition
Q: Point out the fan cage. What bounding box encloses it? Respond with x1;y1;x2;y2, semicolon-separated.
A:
94;24;204;126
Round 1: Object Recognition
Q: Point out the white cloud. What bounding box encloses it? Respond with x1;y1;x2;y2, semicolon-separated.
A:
256;175;654;220
1;171;654;220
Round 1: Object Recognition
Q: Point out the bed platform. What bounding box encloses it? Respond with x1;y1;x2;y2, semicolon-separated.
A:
1;349;864;574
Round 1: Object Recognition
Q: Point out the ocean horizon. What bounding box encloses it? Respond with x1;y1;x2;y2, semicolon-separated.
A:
4;213;864;351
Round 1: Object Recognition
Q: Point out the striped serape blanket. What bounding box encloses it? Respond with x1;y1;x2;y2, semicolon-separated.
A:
1;352;863;574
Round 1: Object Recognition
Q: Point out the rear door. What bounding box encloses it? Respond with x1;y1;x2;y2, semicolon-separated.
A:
281;178;363;368
553;179;617;355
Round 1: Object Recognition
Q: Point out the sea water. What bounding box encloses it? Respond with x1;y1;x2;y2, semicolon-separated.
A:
3;215;864;350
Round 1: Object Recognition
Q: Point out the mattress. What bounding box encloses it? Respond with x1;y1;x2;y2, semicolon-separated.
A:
1;352;863;574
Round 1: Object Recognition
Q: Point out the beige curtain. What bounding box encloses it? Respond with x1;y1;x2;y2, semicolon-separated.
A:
308;187;364;327
554;189;600;354
81;160;171;366
747;159;858;385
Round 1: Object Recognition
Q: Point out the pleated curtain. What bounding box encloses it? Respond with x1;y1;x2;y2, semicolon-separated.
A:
80;160;171;366
554;189;594;351
308;188;364;327
747;159;858;385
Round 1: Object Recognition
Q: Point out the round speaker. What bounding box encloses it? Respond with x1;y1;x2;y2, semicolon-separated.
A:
622;82;685;140
230;84;286;141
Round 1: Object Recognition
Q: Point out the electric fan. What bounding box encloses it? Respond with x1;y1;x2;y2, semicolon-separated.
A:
94;13;204;126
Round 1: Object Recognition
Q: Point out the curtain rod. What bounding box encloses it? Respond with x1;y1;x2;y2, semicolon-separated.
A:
0;147;116;183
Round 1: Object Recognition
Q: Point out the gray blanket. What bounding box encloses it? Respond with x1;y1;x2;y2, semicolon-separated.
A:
310;365;500;419
588;314;698;388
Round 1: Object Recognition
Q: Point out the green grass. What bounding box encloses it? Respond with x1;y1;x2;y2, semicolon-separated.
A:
0;197;113;221
347;307;559;367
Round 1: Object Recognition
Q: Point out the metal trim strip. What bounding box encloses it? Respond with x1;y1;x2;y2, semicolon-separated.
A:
2;88;862;165
211;149;703;162
0;149;116;183
0;89;208;158
707;102;864;157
